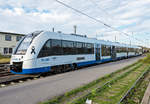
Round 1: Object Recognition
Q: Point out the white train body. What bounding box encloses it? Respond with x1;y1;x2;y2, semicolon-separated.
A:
10;31;142;74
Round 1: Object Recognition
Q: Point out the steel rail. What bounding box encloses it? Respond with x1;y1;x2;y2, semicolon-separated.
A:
118;66;150;104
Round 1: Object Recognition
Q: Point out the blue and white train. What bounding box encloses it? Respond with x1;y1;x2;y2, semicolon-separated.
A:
10;31;142;74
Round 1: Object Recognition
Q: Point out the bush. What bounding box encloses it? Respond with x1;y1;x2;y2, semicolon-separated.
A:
142;54;150;64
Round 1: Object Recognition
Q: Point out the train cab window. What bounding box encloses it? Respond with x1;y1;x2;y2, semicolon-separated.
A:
15;35;32;55
62;40;74;55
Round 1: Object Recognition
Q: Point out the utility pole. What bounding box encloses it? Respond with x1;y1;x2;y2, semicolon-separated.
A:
130;40;131;46
96;33;98;39
115;35;116;42
146;39;149;48
129;32;133;46
132;32;134;45
52;27;54;32
74;25;77;34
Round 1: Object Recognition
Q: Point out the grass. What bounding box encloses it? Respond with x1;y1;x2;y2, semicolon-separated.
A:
40;60;143;104
140;53;150;64
73;64;149;104
120;54;150;104
72;63;148;104
0;54;10;64
121;71;150;104
0;58;10;64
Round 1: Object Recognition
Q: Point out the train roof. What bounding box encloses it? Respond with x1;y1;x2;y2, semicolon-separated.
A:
34;31;141;49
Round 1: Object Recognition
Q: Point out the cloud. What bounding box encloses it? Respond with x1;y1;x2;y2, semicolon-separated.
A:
0;0;150;47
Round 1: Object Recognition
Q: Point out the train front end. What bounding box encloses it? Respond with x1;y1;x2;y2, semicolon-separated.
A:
10;31;43;74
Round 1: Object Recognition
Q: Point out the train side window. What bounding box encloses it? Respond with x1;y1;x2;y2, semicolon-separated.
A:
101;45;111;56
101;45;105;56
84;43;88;54
81;42;85;54
87;43;92;54
38;39;95;57
43;40;51;50
76;42;83;54
62;40;74;55
38;39;62;58
123;47;127;52
102;45;107;56
106;45;111;56
128;48;131;52
91;44;94;54
51;39;62;55
116;46;123;53
84;43;94;54
73;41;77;54
38;40;51;58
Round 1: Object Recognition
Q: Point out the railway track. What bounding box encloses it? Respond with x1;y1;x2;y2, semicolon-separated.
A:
43;59;150;104
119;66;150;104
0;62;71;87
0;64;58;87
0;56;144;90
0;64;32;87
43;61;144;104
0;64;13;77
76;64;149;104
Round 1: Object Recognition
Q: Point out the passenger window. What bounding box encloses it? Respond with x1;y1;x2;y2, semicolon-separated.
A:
87;43;93;54
76;42;83;54
62;40;74;55
51;39;62;55
38;40;51;58
38;39;62;58
38;39;94;58
101;45;111;56
43;40;51;50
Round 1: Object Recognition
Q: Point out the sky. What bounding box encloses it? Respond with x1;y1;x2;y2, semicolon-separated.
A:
0;0;150;47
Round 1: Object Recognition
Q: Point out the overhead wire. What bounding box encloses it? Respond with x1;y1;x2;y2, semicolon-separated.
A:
54;0;146;45
88;0;127;40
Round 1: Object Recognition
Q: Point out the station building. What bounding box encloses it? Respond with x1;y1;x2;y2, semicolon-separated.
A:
0;32;25;55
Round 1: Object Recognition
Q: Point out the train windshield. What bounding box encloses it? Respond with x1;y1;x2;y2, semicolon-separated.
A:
15;31;43;55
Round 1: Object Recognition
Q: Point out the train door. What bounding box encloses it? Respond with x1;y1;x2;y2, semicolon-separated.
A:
95;44;101;61
111;46;116;59
127;48;129;57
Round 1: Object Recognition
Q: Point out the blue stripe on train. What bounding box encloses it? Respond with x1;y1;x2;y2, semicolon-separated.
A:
11;58;112;74
10;66;51;74
101;58;112;63
77;58;112;67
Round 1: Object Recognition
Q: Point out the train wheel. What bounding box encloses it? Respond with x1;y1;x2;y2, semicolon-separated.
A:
73;63;78;70
62;65;66;72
